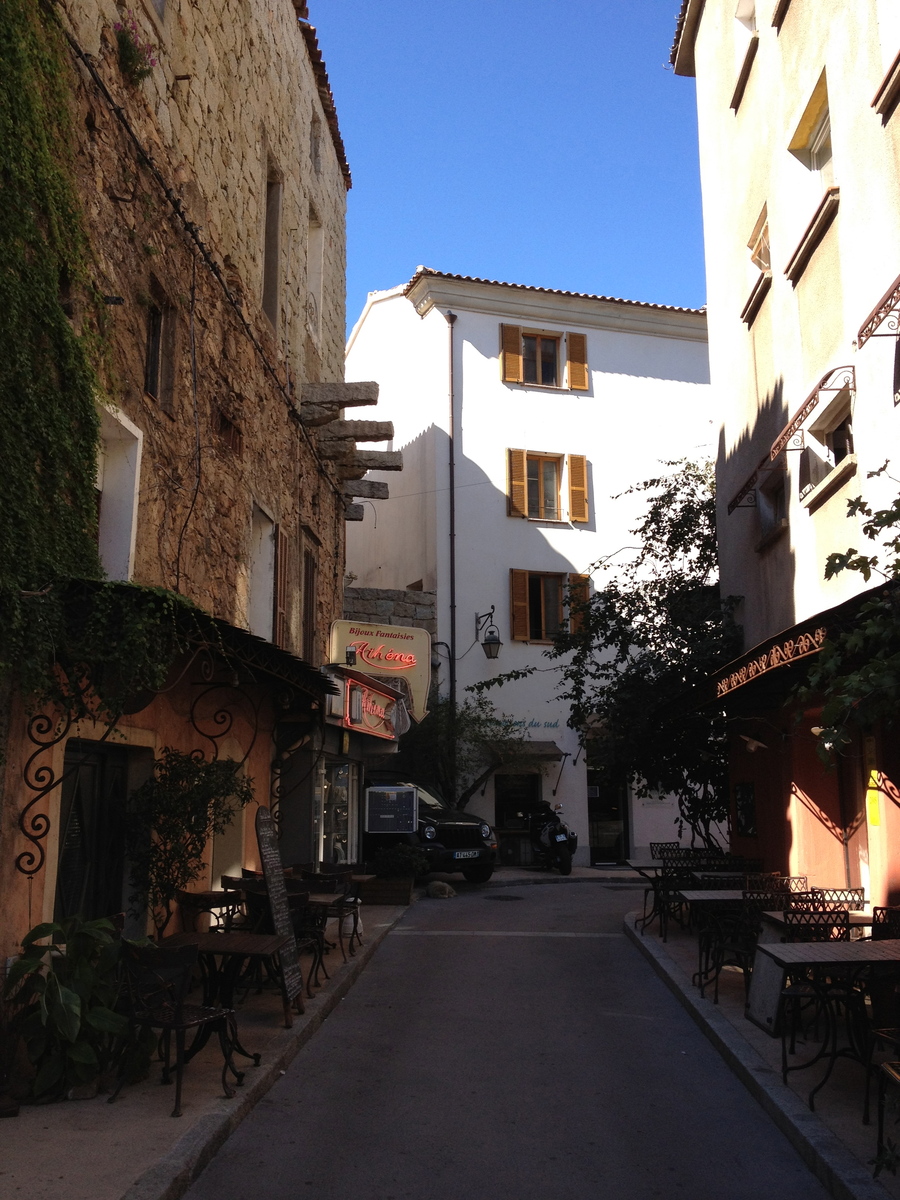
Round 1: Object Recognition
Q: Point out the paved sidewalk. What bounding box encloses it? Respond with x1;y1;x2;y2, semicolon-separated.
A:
0;907;408;1200
625;911;897;1200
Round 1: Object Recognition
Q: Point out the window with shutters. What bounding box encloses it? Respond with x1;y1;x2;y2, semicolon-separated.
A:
144;281;175;415
273;525;289;649
500;325;589;391
507;450;589;523
509;570;589;642
302;547;318;663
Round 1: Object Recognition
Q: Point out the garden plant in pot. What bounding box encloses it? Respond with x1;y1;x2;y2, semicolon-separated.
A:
362;845;429;906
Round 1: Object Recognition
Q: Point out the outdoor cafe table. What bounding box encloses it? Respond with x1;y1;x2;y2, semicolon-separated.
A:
752;938;900;1107
761;910;873;931
162;930;292;1057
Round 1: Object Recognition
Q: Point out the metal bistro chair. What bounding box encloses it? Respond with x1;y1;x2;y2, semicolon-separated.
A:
780;910;857;1107
862;908;900;1122
811;887;866;911
299;869;364;963
110;942;244;1118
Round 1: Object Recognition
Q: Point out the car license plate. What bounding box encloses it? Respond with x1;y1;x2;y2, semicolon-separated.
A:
555;833;568;842
453;850;479;859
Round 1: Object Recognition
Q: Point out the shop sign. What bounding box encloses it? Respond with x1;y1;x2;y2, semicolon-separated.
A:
344;679;398;741
330;620;431;720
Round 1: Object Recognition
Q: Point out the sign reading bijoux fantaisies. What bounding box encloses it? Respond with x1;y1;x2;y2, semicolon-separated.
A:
329;620;431;721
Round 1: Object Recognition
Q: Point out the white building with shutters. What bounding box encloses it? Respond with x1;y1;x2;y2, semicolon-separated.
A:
344;268;713;863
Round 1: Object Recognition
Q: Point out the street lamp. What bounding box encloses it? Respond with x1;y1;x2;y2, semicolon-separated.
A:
475;606;503;660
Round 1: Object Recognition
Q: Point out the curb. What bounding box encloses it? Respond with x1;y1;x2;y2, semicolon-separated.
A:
119;915;403;1200
624;912;892;1200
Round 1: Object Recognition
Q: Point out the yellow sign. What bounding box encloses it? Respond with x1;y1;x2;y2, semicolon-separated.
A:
330;620;431;721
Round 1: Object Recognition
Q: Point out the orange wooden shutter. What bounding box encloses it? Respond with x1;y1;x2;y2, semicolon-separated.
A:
501;324;523;383
568;454;589;523
507;449;527;517
273;524;289;648
567;574;590;634
510;570;529;640
566;332;589;391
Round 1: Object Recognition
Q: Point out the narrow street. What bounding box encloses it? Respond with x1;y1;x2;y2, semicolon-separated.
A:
185;881;828;1200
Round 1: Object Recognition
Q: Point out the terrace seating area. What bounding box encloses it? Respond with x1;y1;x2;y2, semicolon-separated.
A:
628;850;900;1180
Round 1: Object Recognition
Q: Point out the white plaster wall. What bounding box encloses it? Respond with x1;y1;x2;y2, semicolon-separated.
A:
689;0;900;646
346;279;713;862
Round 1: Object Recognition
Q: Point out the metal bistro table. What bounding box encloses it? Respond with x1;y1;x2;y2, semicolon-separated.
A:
678;891;745;992
627;860;663;932
162;930;292;1062
754;938;900;1109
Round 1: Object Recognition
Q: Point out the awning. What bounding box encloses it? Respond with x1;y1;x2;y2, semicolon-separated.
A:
708;579;900;710
522;740;566;761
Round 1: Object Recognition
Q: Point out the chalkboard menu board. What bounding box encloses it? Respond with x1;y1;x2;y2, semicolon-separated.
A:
365;787;418;833
255;806;304;1020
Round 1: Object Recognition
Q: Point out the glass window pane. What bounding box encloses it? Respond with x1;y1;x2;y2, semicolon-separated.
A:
527;574;544;639
542;460;559;519
526;458;540;517
523;336;537;384
540;338;558;386
543;576;561;636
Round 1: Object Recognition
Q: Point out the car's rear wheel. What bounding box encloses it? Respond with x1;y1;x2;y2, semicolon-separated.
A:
554;846;573;876
462;865;494;884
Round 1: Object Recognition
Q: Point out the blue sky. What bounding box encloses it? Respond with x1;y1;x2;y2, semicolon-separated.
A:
313;1;706;327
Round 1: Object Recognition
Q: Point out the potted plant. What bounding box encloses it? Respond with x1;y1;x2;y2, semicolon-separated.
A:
359;844;428;906
2;916;134;1103
126;748;253;938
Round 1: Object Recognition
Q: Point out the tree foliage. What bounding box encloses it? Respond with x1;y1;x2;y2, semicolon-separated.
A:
799;466;900;757
126;749;254;937
384;692;546;810
474;460;739;846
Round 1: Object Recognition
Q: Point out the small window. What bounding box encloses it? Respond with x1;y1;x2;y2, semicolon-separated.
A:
800;393;855;499
789;72;834;188
500;326;589;391
509;570;589;641
302;547;317;662
144;287;175;414
523;334;559;387
310;112;322;174
217;410;243;457
748;205;770;272
507;450;589;523
756;463;788;546
735;0;756;31
262;165;283;329
526;455;561;520
307;209;324;338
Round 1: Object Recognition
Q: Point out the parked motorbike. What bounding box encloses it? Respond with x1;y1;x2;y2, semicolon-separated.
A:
522;803;578;875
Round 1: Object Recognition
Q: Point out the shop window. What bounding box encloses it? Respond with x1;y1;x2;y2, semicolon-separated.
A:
734;783;758;837
494;773;542;830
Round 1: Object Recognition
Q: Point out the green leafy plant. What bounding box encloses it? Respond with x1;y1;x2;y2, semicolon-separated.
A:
114;11;157;86
126;749;254;937
2;916;132;1103
386;691;546;810
800;465;900;758
371;844;429;879
0;0;104;677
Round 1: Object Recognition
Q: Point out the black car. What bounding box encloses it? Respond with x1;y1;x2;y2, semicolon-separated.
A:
363;780;497;883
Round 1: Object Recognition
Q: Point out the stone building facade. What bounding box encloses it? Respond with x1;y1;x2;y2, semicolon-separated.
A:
344;588;438;638
0;1;397;959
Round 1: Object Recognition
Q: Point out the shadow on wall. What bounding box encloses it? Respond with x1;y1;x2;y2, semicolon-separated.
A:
718;378;797;650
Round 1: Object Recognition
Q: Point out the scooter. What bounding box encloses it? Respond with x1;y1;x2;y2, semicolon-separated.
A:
524;803;578;875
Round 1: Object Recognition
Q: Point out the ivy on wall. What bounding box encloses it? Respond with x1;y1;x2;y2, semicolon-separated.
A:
0;4;214;728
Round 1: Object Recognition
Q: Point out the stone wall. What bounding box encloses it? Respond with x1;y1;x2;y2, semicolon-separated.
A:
57;0;352;663
344;588;437;637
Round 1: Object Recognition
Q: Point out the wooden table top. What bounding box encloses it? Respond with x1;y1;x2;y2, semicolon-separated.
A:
162;931;291;957
757;938;900;967
678;890;745;903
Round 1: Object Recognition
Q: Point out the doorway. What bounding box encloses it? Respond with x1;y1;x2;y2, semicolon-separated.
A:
55;740;131;922
588;769;628;863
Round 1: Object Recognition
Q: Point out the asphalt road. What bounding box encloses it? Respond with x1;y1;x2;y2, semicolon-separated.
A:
185;880;829;1200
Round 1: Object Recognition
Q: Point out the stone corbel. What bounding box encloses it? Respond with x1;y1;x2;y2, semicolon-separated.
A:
342;479;390;500
299;381;379;427
336;450;403;481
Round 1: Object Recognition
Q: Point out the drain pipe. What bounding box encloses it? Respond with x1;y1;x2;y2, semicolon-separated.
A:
444;310;458;801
